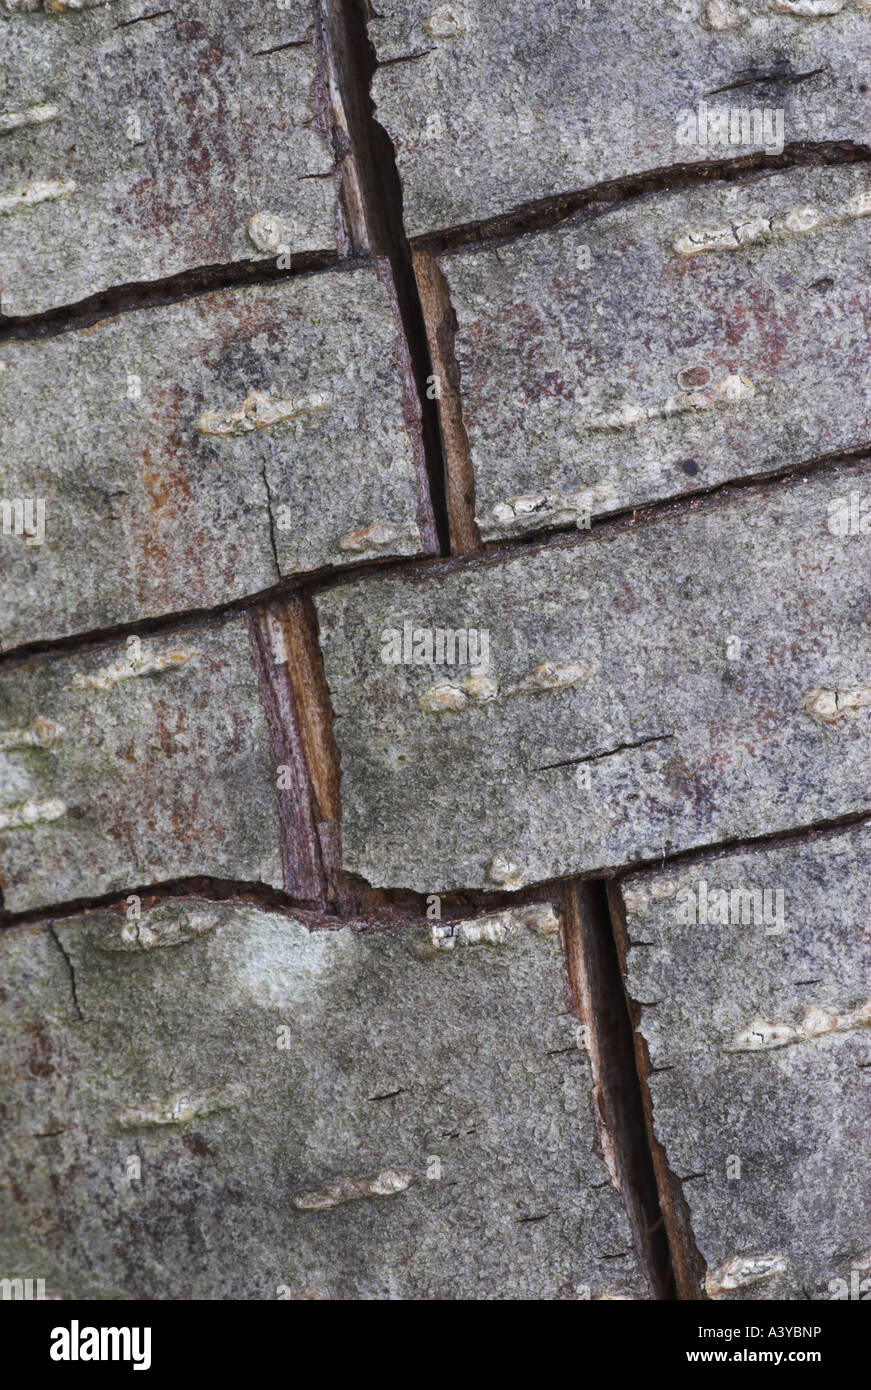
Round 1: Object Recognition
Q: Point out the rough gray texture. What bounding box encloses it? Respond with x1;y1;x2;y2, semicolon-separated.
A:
0;266;431;650
0;898;648;1299
439;164;871;540
0;620;283;911
369;0;871;237
0;0;337;315
316;464;871;892
617;823;871;1301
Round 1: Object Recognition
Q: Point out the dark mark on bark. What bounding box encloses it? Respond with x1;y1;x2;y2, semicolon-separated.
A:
706;65;828;96
48;925;84;1023
536;735;676;773
563;882;675;1299
251;40;309;58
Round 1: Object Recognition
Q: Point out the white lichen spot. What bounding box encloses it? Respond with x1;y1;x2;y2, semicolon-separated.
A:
846;189;871;218
118;1082;248;1130
101;912;218;953
292;1168;415;1211
487;854;527;892
622;878;678;916
579;375;755;430
768;0;858;15
3;0;118;7
430;901;559;950
423;4;470;38
0;179;76;217
704;0;748;28
0;798;67;832
674;190;871;256
0;104;59;136
44;0;118;10
67;646;196;691
705;1254;788;1297
338;519;420;554
724;1000;871;1052
802;685;871;724
478;484;617;539
418;660;591;714
198;390;330;437
435;911;513;949
463;673;499;702
0;716;64;751
517;659;592;693
515;902;560;935
417;673;499;713
725;1018;799;1051
248;211;294;255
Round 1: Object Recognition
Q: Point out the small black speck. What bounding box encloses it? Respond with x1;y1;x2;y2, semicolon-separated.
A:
681;459;699;476
810;275;835;294
859;84;868;94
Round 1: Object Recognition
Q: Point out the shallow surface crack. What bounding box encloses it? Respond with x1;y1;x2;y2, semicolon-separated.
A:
48;925;84;1023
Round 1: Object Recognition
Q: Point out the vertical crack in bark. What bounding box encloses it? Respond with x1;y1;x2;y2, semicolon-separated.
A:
606;880;708;1300
414;251;482;553
48;924;84;1023
245;609;326;906
260;464;282;580
563;880;675;1299
267;595;343;906
317;0;452;555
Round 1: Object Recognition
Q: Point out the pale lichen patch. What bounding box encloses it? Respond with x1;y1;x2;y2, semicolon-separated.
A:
338;519;420;554
704;0;871;21
429;901;559;950
418;660;590;714
292;1168;415;1211
423;5;470;38
99;912;218;953
703;0;748;28
117;1082;249;1130
621;879;678;917
724;1000;871;1052
802;685;871;723
516;659;592;694
579;375;756;431
705;1254;788;1297
0;716;64;751
769;0;870;15
477;484;617;539
198;390;330;437
487;854;527;892
43;0;118;10
0;104;59;136
417;673;499;712
248;211;294;256
0;798;67;832
674;191;871;256
0;180;76;216
67;647;196;691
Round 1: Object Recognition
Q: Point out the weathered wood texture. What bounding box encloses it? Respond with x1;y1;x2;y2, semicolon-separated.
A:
431;164;871;541
368;0;871;237
316;465;871;892
0;0;339;315
0;897;649;1299
613;823;871;1301
0;621;284;911
0;265;433;650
